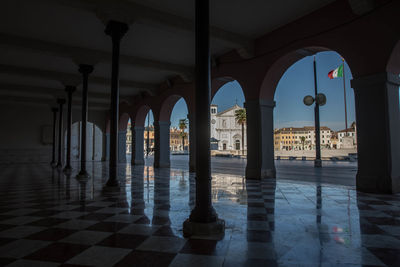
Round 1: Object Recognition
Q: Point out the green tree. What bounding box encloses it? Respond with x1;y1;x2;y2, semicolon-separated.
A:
300;136;306;150
178;118;188;151
234;108;246;155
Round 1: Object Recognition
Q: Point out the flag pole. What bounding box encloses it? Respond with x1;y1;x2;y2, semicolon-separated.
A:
342;58;348;136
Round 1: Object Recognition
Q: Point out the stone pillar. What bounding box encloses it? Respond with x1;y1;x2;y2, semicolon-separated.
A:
261;100;276;178
153;121;171;168
105;20;129;188
51;107;58;167
188;113;196;172
130;126;135;165
56;98;66;170
245;99;276;179
351;72;400;194
63;86;76;174
133;126;145;165
105;133;110;161
118;131;127;163
76;64;94;179
183;0;224;238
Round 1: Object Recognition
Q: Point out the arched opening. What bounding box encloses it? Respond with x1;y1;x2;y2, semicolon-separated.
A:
263;49;357;185
118;113;131;164
143;111;154;159
133;105;154;166
158;95;190;169
169;97;189;154
64;121;103;162
211;79;246;158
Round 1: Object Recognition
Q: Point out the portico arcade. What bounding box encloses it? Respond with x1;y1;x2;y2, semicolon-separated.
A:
0;0;399;243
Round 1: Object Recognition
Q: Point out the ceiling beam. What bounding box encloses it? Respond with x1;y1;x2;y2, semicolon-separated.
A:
0;83;110;103
0;64;158;95
0;94;109;110
45;0;253;52
0;33;193;81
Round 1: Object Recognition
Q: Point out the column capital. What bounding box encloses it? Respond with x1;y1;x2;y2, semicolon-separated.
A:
57;98;66;105
351;72;400;89
105;20;129;40
65;85;76;93
78;64;94;75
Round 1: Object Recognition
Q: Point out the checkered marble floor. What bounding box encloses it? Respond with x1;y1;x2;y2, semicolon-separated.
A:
0;161;399;266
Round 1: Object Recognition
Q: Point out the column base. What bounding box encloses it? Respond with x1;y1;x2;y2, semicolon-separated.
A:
183;218;225;240
105;178;120;189
63;165;72;175
245;168;276;179
356;173;400;194
76;170;90;182
103;180;120;192
262;168;276;178
314;159;322;168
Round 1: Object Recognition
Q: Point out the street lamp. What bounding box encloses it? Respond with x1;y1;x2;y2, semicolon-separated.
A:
303;55;326;168
304;93;326;167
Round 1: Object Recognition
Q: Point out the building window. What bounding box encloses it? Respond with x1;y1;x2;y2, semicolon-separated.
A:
223;143;227;150
235;140;240;150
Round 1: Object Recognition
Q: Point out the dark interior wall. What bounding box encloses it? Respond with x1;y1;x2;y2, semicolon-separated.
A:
0;103;56;163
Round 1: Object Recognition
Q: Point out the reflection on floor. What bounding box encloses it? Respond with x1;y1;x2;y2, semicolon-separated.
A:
0;161;399;266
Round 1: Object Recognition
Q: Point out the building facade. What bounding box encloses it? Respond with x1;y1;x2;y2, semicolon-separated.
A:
126;124;188;154
274;126;332;151
210;104;247;152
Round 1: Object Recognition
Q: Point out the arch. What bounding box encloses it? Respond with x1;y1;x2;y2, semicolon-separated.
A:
64;121;104;161
134;105;151;127
260;47;331;100
159;94;187;122
119;113;131;131
211;76;246;102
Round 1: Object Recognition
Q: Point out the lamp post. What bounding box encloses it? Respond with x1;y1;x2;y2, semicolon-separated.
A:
303;57;326;168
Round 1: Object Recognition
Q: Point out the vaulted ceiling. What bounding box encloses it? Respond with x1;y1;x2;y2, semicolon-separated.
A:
0;0;335;109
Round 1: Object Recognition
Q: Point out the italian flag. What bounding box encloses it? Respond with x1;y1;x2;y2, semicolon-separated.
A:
328;64;343;79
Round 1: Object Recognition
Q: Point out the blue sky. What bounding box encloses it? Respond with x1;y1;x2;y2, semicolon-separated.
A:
151;51;357;131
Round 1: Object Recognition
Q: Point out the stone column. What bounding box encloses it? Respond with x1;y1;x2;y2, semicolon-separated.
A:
51;107;58;167
188;113;196;172
245;100;262;179
105;20;129;187
245;99;276;179
183;0;224;238
130;126;135;165
351;72;400;194
260;100;276;178
118;131;127;163
133;126;145;165
63;86;76;174
76;64;94;179
153;121;171;168
105;133;110;161
56;98;66;170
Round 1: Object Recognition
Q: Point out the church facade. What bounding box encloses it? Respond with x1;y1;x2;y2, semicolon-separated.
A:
210;104;247;153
